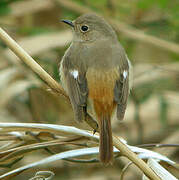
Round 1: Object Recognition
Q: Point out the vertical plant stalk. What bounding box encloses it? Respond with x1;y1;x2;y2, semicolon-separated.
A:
0;27;161;180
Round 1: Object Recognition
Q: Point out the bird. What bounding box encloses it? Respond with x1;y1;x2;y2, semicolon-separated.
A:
59;13;132;165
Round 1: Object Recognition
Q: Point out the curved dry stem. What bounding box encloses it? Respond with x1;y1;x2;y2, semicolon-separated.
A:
120;161;133;180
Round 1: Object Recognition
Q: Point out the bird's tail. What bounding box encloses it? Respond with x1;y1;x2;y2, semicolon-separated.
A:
98;114;113;165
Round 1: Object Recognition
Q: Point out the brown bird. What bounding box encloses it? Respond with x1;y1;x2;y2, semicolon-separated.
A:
59;13;132;165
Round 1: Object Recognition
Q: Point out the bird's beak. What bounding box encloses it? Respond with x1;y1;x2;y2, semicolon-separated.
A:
61;20;74;28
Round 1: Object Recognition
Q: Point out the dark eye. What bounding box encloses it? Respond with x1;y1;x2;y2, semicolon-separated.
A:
81;25;88;32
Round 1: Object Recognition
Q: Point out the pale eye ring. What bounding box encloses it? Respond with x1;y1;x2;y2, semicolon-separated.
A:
81;25;89;32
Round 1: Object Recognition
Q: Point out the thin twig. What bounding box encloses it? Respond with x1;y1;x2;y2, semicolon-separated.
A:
120;162;133;180
138;143;179;148
29;171;54;180
63;158;98;163
26;131;55;155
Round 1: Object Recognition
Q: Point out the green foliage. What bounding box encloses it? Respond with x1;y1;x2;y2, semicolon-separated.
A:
0;2;11;16
0;0;22;16
137;0;156;10
137;0;169;9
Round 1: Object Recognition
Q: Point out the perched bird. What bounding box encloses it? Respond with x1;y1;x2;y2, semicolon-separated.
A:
59;13;132;165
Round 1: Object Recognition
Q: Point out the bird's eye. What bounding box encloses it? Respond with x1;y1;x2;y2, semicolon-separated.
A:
81;25;89;32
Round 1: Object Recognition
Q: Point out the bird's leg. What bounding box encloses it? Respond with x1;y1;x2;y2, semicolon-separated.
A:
85;113;99;134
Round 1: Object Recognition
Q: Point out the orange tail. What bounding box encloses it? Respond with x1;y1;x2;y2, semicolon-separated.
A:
99;114;113;165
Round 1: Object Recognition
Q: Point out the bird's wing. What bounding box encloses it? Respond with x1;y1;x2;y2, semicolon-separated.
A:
114;55;130;120
60;55;88;122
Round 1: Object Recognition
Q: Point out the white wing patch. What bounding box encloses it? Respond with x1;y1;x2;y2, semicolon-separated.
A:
123;70;128;79
70;69;79;79
125;54;133;90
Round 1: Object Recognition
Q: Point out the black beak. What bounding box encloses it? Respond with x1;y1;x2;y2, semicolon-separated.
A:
61;19;74;28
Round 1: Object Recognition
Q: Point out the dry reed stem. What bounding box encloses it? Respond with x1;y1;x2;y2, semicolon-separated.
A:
0;28;67;99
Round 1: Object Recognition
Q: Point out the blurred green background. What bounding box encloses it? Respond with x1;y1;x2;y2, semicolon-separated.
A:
0;0;179;179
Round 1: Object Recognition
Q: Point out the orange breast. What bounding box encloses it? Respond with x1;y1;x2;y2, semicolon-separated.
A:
86;68;119;117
